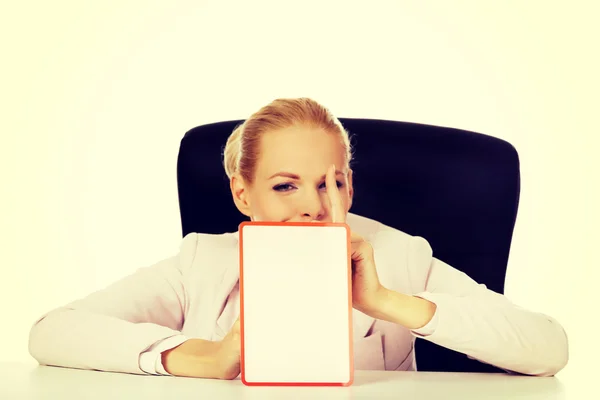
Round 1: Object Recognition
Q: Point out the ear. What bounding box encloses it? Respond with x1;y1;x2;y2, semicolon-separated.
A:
230;174;252;218
347;168;354;211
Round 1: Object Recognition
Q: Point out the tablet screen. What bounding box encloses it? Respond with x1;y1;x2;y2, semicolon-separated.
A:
239;222;353;386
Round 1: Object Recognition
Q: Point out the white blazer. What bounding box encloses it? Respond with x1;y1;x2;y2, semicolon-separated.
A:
28;213;568;377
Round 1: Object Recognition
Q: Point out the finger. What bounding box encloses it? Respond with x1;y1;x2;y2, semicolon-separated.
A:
326;164;345;223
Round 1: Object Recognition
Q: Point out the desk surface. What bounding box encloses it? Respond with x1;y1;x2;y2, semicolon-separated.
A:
1;363;566;399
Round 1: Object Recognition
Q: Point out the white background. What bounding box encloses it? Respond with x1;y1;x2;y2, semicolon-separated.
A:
1;0;598;392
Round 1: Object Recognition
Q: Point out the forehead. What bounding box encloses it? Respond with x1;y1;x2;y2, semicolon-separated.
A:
255;125;346;176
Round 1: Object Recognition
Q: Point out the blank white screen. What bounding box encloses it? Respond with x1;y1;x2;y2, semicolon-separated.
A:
240;224;352;384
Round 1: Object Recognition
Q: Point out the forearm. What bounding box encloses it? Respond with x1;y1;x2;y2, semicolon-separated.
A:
371;288;568;376
29;307;183;375
369;288;437;330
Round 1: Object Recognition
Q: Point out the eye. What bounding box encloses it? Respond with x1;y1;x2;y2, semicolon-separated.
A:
319;181;344;190
273;183;296;192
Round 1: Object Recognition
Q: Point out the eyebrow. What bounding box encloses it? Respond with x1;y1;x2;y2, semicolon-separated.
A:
268;170;345;180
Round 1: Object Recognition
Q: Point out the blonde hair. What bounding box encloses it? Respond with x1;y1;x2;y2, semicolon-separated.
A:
223;97;352;183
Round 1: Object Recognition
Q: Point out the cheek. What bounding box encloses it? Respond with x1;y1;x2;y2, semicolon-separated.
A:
343;194;351;209
321;189;351;213
338;186;352;209
250;192;295;220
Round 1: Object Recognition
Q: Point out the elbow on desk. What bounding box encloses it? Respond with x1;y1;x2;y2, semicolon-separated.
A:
27;308;70;366
528;352;568;378
523;323;569;377
542;326;569;377
28;313;52;365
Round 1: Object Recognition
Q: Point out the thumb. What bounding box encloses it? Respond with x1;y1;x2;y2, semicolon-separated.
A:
231;317;241;334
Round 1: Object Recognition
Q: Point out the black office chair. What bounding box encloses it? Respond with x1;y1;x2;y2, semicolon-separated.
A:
176;118;520;373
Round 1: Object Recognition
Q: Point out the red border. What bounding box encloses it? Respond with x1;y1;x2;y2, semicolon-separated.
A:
238;221;354;386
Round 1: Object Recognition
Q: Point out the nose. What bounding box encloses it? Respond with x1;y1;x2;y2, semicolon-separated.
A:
299;189;326;221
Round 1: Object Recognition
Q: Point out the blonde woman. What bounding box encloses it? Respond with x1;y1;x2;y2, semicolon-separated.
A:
29;98;569;380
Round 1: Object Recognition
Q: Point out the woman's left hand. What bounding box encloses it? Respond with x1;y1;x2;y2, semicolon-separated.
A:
325;165;387;316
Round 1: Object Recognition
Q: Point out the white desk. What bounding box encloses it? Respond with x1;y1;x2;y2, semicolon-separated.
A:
1;363;566;399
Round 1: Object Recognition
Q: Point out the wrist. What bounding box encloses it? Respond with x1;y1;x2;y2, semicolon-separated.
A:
161;339;222;378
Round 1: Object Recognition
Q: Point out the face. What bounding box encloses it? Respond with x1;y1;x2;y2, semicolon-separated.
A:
230;125;353;222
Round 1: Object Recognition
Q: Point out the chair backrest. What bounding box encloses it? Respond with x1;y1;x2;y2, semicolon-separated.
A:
176;118;521;373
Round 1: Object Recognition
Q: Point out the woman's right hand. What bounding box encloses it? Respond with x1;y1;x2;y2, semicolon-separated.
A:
161;318;241;379
214;318;242;379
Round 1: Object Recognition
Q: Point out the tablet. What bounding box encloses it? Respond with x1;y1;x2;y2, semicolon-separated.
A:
239;221;354;386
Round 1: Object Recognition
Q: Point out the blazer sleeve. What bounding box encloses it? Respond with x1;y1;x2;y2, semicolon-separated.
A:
407;236;569;377
28;233;199;375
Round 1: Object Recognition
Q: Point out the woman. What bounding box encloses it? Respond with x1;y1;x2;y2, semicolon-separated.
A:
28;98;569;380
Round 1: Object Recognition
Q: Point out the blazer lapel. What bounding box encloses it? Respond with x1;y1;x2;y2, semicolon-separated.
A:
185;232;240;340
353;309;376;341
212;232;241;339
